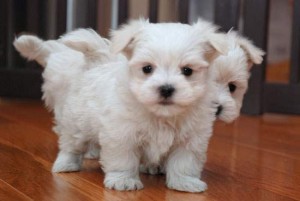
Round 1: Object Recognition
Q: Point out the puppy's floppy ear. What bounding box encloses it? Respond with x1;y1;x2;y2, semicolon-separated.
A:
207;33;229;56
204;33;229;63
110;18;149;58
237;36;265;70
192;18;228;61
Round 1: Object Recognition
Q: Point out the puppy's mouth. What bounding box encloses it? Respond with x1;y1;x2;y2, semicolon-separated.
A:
215;105;223;116
158;100;174;105
212;102;223;116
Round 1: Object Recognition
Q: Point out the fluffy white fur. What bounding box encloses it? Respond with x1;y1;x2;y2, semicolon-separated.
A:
57;27;264;125
13;35;70;67
211;31;264;123
14;19;230;193
57;28;265;167
59;28;125;67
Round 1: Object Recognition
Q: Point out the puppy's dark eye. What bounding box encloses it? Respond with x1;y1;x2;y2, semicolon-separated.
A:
142;65;153;74
228;83;237;93
181;67;193;76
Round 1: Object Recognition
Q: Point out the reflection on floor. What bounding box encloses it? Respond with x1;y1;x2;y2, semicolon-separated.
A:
0;99;299;201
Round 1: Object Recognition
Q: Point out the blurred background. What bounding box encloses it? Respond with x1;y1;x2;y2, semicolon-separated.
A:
0;0;299;115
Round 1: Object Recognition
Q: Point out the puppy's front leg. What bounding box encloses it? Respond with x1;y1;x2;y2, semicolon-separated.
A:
100;140;143;191
166;147;207;193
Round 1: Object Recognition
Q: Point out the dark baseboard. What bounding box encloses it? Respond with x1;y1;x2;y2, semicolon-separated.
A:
264;83;300;114
0;68;42;99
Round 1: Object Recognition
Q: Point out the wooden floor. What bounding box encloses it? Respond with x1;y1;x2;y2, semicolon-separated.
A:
0;99;299;201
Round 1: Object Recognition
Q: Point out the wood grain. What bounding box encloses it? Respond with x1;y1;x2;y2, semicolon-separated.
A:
0;99;299;201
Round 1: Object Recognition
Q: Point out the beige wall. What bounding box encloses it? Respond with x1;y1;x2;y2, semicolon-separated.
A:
97;0;112;37
158;0;177;22
96;0;181;36
128;0;149;19
128;0;178;22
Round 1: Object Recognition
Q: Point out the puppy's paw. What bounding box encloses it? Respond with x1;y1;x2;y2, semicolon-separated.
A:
52;152;82;173
52;161;81;173
167;177;207;193
139;164;163;175
104;172;144;191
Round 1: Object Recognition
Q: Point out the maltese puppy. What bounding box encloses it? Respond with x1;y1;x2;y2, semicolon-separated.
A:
212;31;264;123
14;19;228;192
59;28;264;124
55;28;265;181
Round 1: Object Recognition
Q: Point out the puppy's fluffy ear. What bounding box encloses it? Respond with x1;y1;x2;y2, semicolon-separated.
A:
110;18;149;58
193;19;228;60
237;36;265;70
207;33;229;56
204;33;229;63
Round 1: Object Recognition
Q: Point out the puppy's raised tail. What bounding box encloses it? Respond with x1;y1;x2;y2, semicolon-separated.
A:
59;29;118;64
14;35;46;66
14;35;68;67
59;28;110;53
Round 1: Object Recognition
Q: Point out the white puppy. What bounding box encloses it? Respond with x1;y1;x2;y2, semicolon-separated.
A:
59;29;264;124
212;31;264;122
58;28;265;190
14;19;228;192
14;30;112;159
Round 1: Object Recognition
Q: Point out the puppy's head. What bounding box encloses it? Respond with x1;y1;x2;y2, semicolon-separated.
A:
212;32;265;123
111;19;228;117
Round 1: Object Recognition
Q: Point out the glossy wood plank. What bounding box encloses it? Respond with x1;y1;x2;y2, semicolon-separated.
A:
0;179;32;201
214;116;300;158
0;99;300;200
0;143;98;201
0;99;52;131
206;140;300;200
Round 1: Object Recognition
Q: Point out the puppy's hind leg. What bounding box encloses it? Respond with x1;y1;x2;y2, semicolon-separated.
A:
52;151;83;173
52;129;87;173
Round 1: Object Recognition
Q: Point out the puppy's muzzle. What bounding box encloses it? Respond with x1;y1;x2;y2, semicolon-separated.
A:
158;84;175;99
216;105;223;116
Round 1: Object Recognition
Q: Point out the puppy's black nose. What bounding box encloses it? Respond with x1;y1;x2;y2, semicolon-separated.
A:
159;84;175;98
216;105;223;116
